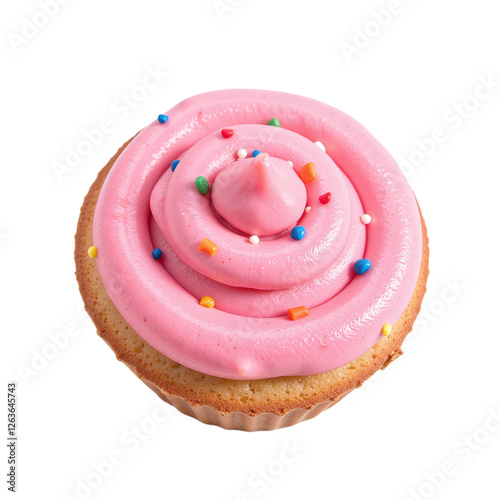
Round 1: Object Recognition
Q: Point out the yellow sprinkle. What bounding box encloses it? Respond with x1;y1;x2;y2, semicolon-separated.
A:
200;296;215;308
382;324;392;336
88;246;97;258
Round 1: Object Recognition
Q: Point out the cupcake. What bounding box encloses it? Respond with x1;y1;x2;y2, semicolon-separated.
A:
75;89;429;431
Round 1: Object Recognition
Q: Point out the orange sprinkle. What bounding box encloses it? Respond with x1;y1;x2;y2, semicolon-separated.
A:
287;306;309;321
199;238;218;256
299;162;317;184
200;296;215;308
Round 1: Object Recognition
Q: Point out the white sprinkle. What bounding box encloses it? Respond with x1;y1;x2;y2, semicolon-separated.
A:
287;160;294;167
315;141;326;152
361;214;372;224
237;149;247;159
249;235;260;245
304;206;312;214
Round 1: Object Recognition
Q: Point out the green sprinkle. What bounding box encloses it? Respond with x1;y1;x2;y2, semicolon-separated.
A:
267;118;281;127
195;176;209;195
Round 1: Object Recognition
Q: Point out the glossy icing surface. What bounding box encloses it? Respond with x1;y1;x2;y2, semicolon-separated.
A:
93;89;422;380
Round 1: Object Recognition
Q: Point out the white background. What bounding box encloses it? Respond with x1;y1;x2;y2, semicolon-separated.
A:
2;1;499;499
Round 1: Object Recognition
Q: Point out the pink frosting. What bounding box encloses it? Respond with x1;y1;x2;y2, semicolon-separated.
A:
93;89;422;380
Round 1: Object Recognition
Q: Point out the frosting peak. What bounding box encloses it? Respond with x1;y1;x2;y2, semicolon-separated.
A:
211;152;307;236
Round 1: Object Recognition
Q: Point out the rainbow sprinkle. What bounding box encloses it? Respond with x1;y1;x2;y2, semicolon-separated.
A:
382;324;392;336
200;296;215;308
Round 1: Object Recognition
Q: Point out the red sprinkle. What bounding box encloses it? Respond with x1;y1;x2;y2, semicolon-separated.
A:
319;192;332;204
221;128;234;139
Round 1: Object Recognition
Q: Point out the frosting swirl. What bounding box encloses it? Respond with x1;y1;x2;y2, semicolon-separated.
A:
93;89;422;380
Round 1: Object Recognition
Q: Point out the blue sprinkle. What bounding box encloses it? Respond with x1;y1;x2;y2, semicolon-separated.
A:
171;159;180;171
354;259;371;275
252;150;262;157
152;248;163;260
290;226;306;241
158;114;169;123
